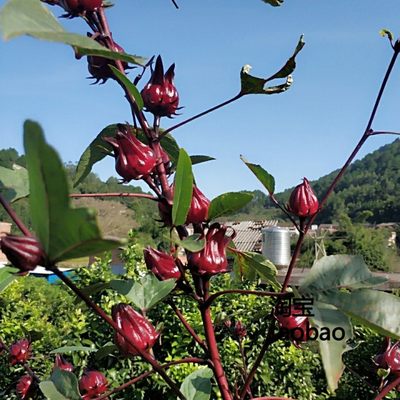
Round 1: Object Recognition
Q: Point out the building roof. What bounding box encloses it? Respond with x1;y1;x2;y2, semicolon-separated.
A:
225;220;279;252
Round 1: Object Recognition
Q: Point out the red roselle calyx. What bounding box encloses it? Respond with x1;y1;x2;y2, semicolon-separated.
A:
275;305;309;348
0;235;45;273
287;177;319;218
143;247;181;281
112;303;159;357
9;339;31;366
53;354;74;372
16;375;34;400
233;321;247;339
188;223;234;276
141;55;179;117
186;185;210;225
104;126;157;182
79;370;108;400
374;337;400;375
86;34;129;84
59;0;102;16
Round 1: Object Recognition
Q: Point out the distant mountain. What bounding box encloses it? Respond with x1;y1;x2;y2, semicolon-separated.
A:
226;139;400;224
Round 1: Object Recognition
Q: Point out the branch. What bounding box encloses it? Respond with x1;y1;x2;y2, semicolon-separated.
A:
370;130;400;136
69;192;157;200
374;375;400;400
94;357;207;400
0;194;32;237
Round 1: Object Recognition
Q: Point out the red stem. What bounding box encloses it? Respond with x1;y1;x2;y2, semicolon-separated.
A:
374;376;400;400
94;357;206;400
50;267;186;399
0;194;32;237
69;192;157;200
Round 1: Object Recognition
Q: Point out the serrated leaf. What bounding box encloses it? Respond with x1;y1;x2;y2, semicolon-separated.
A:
327;289;400;339
39;381;69;400
299;255;387;299
240;35;304;95
0;0;145;66
240;156;275;195
0;164;29;202
261;0;283;6
180;367;213;400
0;266;18;292
172;148;193;226
110;274;176;311
24;120;121;263
208;192;253;220
50;346;96;354
50;369;81;400
235;251;280;289
110;66;144;110
311;302;353;392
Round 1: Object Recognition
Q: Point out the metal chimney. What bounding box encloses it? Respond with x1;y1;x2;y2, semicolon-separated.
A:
262;226;291;268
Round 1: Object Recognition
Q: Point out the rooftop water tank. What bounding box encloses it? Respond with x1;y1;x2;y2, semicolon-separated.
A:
262;226;291;268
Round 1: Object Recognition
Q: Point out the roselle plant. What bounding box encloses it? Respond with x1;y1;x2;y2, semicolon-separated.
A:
1;1;400;399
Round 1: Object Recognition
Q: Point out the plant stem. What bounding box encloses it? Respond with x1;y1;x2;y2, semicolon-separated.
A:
370;130;400;136
50;267;186;399
204;289;290;308
0;194;32;237
69;192;157;200
201;280;233;400
168;300;208;351
94;357;206;400
162;93;243;136
374;375;400;400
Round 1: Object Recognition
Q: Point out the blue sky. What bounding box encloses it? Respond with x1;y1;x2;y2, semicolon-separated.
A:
1;0;400;198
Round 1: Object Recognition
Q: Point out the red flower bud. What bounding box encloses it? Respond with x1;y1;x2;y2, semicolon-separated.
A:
53;354;74;372
287;177;319;218
188;223;234;275
233;321;247;339
104;126;157;182
374;338;400;375
143;247;181;281
16;375;34;400
86;34;129;84
79;370;108;400
9;339;31;366
186;186;210;225
59;0;102;16
112;303;159;357
141;56;179;117
1;235;45;273
275;305;309;347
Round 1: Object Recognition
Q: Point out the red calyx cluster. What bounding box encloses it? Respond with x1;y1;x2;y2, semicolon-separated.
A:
141;55;179;118
59;0;102;16
188;223;234;276
143;247;181;281
112;303;159;357
104;126;157;182
86;34;129;84
233;321;247;339
16;375;34;400
275;305;309;348
374;338;400;375
287;177;319;218
0;235;45;274
186;186;210;225
79;370;108;400
53;354;74;372
9;339;31;366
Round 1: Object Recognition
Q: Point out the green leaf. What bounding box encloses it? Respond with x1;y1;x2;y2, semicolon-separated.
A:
110;274;176;311
327;289;400;339
299;255;387;299
50;346;96;354
0;164;29;202
261;0;284;6
24;120;121;263
0;0;145;66
190;155;215;166
311;302;353;392
235;251;280;289
240;156;275;195
240;35;304;95
110;66;144;110
50;369;81;400
208;192;253;220
180;367;214;400
94;342;118;361
159;134;180;165
0;266;18;292
39;381;69;400
169;233;205;252
172;148;193;226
